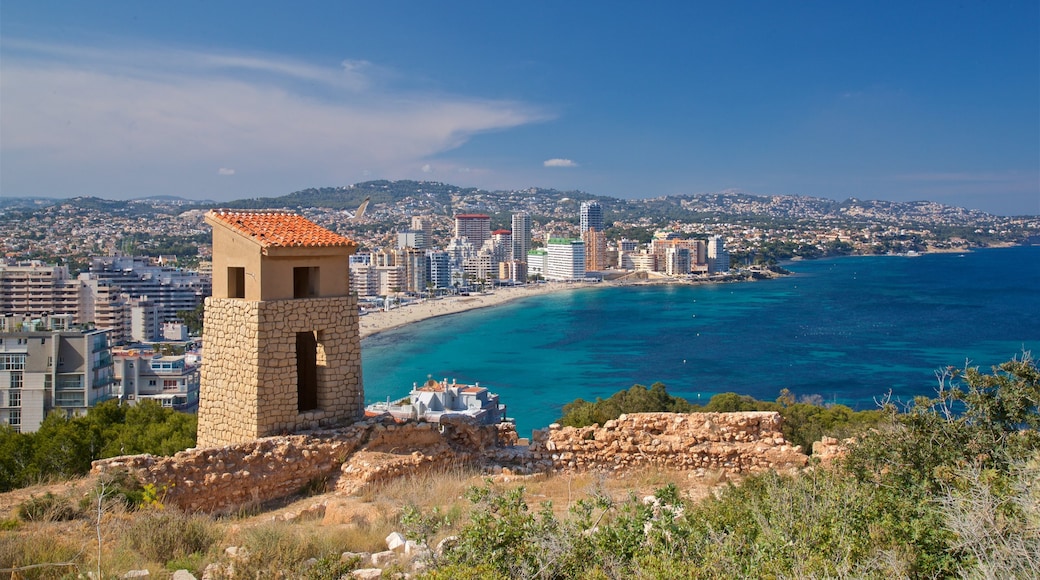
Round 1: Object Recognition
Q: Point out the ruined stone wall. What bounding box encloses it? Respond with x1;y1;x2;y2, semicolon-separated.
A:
526;412;808;473
198;296;363;448
94;412;808;514
93;417;507;514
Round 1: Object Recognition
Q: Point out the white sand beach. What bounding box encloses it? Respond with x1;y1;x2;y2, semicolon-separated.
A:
358;282;593;339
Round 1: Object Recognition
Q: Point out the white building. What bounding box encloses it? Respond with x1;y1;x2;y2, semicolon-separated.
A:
665;246;692;276
366;377;507;425
708;235;731;273
546;238;586;281
527;249;549;278
112;349;200;411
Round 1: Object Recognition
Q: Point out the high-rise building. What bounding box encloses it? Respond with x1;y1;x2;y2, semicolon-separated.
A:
454;214;491;249
402;248;428;293
583;228;608;271
464;254;493;286
708;235;731;273
410;216;434;249
580;201;604;234
426;251;451;290
0;328;115;433
546;238;586;281
511;212;532;262
397;230;426;250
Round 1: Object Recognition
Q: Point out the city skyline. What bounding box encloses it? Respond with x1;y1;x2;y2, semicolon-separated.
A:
2;2;1037;216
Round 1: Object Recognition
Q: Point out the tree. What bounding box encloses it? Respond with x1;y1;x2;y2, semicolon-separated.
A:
844;352;1040;492
177;302;205;336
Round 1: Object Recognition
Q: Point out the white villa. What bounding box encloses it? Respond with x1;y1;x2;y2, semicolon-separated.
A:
367;377;508;425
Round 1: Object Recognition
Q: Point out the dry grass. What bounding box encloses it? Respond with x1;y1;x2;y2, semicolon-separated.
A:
0;465;730;576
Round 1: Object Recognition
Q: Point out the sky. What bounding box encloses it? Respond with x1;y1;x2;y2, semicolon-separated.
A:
1;2;1038;215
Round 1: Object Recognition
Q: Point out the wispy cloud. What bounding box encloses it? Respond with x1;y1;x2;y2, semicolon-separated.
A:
544;158;578;168
0;39;550;199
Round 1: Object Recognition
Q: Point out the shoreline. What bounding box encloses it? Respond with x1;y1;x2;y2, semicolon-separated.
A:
358;268;787;339
357;244;1028;340
358;282;595;339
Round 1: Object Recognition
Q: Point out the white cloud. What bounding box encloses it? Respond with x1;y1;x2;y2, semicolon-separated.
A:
421;164;433;173
544;158;578;168
0;39;550;199
218;168;236;176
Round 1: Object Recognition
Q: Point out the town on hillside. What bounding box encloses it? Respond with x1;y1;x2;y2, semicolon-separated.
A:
1;182;1039;433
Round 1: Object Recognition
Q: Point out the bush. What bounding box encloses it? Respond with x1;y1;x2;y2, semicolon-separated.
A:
17;492;80;522
559;383;693;427
123;509;220;565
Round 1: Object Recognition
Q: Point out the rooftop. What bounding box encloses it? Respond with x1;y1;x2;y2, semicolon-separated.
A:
207;210;356;249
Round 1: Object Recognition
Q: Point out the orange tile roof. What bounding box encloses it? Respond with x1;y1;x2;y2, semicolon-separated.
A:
207;210;356;248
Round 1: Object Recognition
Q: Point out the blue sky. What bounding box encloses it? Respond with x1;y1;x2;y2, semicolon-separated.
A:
2;2;1037;215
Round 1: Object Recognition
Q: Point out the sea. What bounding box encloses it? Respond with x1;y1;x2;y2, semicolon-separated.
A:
361;246;1040;437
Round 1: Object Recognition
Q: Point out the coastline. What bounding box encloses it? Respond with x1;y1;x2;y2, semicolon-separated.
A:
358;268;788;339
357;244;1027;340
358;282;595;339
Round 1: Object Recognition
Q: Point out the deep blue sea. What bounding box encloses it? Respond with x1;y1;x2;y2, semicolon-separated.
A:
362;246;1040;437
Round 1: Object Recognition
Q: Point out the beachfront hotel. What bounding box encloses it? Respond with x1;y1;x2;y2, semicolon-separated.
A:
545;238;586;281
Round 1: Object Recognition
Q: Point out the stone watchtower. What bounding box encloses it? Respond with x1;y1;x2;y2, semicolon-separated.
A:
197;210;363;448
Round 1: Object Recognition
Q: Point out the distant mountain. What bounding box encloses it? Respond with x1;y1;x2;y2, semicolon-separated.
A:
219;180;477;212
7;181;1021;230
0;196;62;210
132;195;215;204
216;180;1005;228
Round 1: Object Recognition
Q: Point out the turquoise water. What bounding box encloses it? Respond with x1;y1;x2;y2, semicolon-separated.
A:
362;246;1040;437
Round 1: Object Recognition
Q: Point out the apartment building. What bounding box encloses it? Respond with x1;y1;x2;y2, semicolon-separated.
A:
426;251;452;290
454;214;491;248
112;348;200;412
81;257;209;327
708;235;731;273
0;327;115;432
545;238;586;281
583;228;608;271
0;262;83;321
511;212;532;263
580;201;604;234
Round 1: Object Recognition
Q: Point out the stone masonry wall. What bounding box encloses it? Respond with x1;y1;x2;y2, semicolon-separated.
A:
92;417;508;514
198;298;260;448
525;412;808;473
95;412;808;514
198;296;363;448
